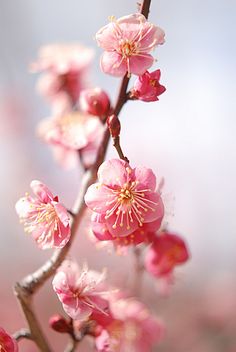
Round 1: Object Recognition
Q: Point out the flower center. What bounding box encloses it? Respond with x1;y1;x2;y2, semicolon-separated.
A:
23;202;58;235
150;79;157;87
119;40;136;58
105;181;158;231
0;342;7;352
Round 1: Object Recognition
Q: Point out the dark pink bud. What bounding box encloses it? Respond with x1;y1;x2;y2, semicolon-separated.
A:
49;314;71;334
107;114;121;138
79;88;110;118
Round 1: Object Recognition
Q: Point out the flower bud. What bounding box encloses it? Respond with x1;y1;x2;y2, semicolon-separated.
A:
79;88;110;118
49;314;71;333
107;114;121;138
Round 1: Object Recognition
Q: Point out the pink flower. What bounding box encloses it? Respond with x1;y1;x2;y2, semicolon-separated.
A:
53;260;109;321
0;327;18;352
15;180;70;249
132;69;166;102
79;88;110;119
95;299;164;352
96;13;165;77
145;231;190;277
37;112;105;169
91;214;163;247
31;43;94;104
84;159;164;237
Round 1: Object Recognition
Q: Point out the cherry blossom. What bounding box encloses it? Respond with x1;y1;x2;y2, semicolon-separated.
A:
31;43;94;104
0;327;18;352
132;69;166;102
15;180;70;249
37;112;105;169
79;88;110;118
91;214;163;247
95;298;164;352
145;231;190;277
53;260;110;321
96;13;165;77
84;159;164;237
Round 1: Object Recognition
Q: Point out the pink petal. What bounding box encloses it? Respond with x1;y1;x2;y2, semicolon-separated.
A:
98;159;130;187
106;212;138;237
100;51;127;77
134;166;156;191
84;183;114;213
139;25;165;51
129;54;154;75
142;193;164;223
54;203;70;227
30;180;54;203
96;22;121;51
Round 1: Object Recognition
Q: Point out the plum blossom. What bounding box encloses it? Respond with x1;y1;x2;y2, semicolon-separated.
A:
95;299;164;352
84;159;164;237
96;13;165;77
52;260;110;321
145;231;190;277
132;69;166;102
0;327;18;352
91;214;163;248
31;43;94;104
79;88;110;119
37;112;105;169
15;180;70;249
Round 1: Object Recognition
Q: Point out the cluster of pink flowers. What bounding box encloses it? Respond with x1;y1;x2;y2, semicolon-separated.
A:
0;328;18;352
52;260;164;351
15;180;70;249
11;8;191;352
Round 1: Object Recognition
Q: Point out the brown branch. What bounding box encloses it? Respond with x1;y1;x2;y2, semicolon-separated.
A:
132;247;145;296
13;1;152;351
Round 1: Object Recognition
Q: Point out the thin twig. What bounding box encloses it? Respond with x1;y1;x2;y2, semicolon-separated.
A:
113;135;129;162
13;1;152;351
132;247;145;296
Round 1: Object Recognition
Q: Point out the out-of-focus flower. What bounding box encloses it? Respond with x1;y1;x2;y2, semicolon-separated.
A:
131;69;166;102
15;180;70;249
53;260;109;321
84;158;164;237
37;112;105;169
95;298;164;352
0;327;18;352
145;231;190;277
91;214;163;248
31;43;94;104
79;88;110;119
96;13;165;77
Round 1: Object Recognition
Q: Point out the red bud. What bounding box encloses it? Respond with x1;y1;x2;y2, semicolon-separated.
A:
49;314;71;334
107;114;121;138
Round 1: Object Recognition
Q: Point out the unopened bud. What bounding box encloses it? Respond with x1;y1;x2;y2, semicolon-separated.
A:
107;114;121;138
79;88;110;118
49;314;71;334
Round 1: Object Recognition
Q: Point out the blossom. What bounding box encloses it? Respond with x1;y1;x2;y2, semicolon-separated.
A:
95;299;164;352
91;214;163;247
96;13;165;77
15;180;70;249
132;69;166;102
145;231;190;277
0;327;18;352
53;260;109;321
31;43;94;104
84;159;164;237
37;112;105;169
79;88;110;119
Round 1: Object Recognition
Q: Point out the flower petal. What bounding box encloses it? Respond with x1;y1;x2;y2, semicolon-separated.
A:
30;180;54;203
84;183;114;213
100;51;127;77
130;54;154;75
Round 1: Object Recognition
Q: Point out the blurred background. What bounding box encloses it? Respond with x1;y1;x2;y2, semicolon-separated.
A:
0;0;236;351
